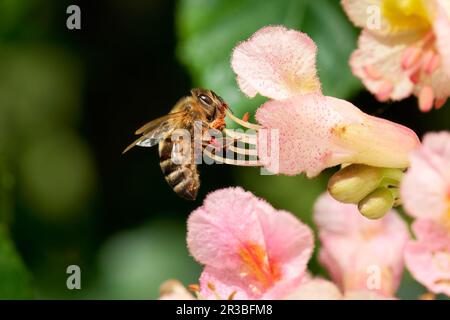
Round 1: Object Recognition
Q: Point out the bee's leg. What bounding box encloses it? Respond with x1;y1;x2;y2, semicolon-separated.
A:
200;109;265;166
202;132;239;152
203;147;261;166
200;125;227;148
202;130;260;166
222;137;238;150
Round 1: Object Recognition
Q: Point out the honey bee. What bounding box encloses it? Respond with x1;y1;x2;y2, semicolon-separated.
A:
123;88;228;200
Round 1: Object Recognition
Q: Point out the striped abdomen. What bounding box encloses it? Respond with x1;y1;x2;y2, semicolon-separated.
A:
158;137;200;200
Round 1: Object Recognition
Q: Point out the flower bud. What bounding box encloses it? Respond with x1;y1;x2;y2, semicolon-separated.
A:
328;164;383;203
358;188;394;219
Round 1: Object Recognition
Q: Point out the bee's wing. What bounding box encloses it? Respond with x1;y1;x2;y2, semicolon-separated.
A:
134;110;186;135
123;111;187;154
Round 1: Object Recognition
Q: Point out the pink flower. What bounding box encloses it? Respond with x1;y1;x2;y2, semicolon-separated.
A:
187;187;314;299
404;219;450;296
256;94;419;177
401;131;450;226
313;193;410;297
400;131;450;296
231;25;420;177
231;25;321;100
342;0;450;111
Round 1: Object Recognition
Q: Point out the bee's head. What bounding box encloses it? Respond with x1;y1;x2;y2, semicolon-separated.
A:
191;88;227;120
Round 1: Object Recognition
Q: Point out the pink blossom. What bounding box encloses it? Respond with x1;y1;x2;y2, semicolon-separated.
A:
256;93;419;177
313;193;410;297
232;25;321;100
187;187;314;299
231;25;420;177
400;131;450;296
404;219;450;296
401;131;450;226
343;0;450;111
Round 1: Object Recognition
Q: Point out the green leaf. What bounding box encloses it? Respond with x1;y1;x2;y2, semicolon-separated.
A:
0;225;33;299
176;0;362;118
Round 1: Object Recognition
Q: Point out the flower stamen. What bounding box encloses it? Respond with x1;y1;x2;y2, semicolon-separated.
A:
227;144;258;156
376;80;394;101
402;46;423;70
419;85;434;112
364;65;383;80
227;291;237;300
410;68;422;83
203;148;261;166
238;242;281;290
188;283;200;292
223;129;257;144
226;109;261;130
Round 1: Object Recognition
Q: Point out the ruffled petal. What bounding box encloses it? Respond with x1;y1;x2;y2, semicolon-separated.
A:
350;30;418;101
404;219;450;296
199;266;253;300
413;66;450;100
422;131;450;164
341;0;383;29
344;0;450;109
188;187;268;270
401;131;450;222
231;25;321;100
434;0;450;77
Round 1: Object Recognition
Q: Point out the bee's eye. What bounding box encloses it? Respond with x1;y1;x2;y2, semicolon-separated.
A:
199;94;213;105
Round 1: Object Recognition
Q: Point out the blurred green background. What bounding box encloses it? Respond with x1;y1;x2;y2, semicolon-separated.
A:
0;0;449;299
